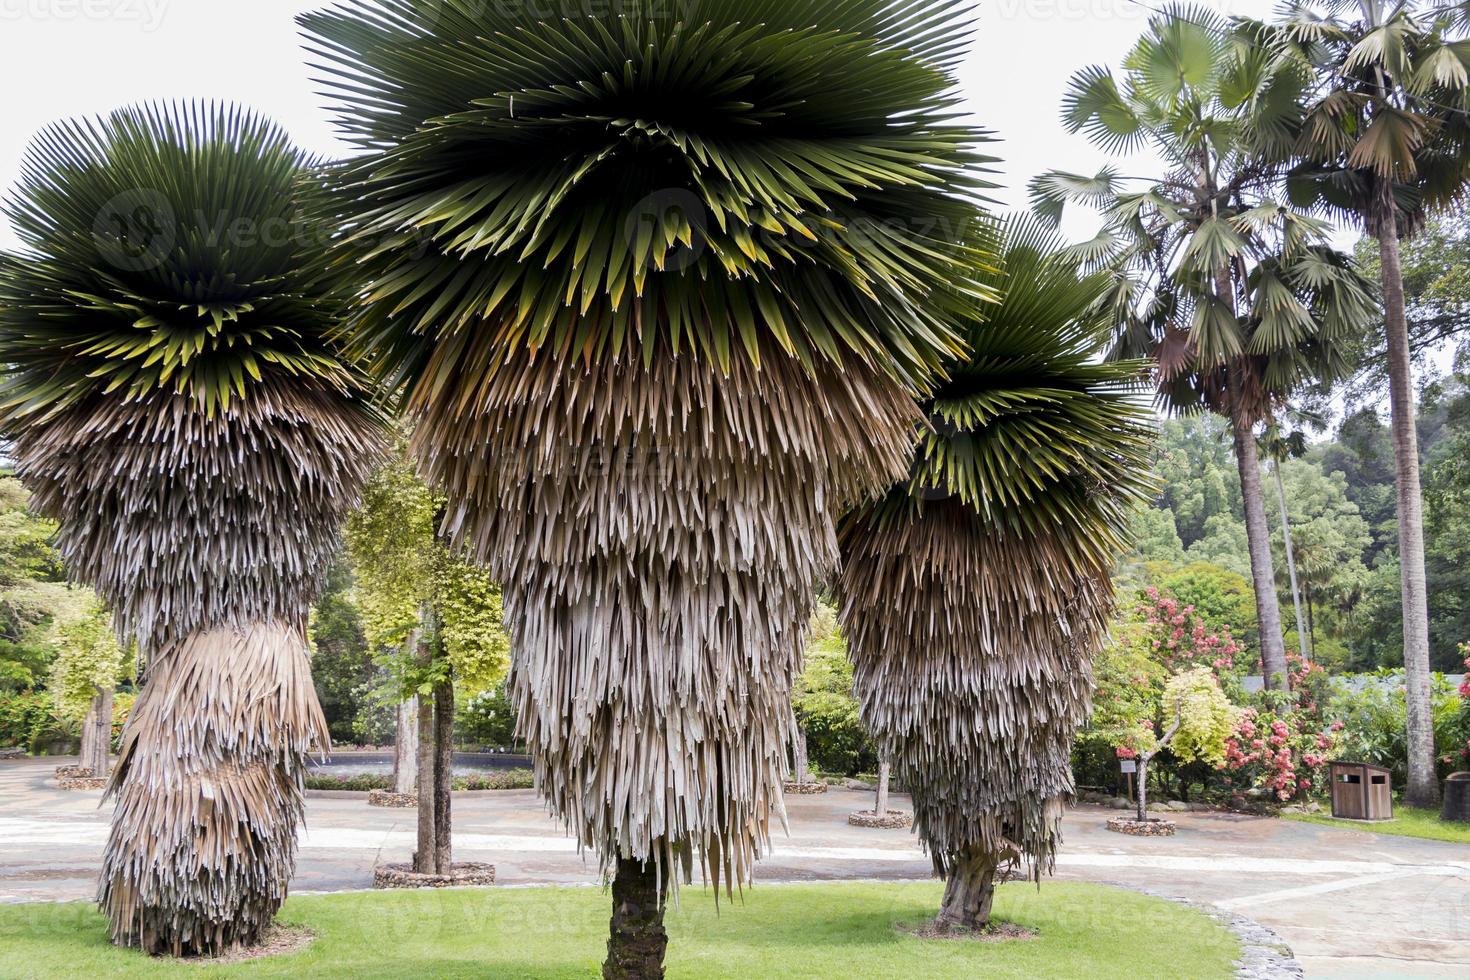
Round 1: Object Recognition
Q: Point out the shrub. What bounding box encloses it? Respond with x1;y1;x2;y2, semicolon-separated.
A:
1327;669;1467;784
302;768;536;792
0;690;51;750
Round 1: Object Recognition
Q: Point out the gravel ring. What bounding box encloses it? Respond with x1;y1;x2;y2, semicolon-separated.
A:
783;782;829;794
847;809;913;829
1106;816;1177;836
367;789;418;808
373;862;496;889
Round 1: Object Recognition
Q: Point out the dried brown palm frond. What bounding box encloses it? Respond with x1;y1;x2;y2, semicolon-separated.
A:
98;621;325;956
838;216;1154;932
415;341;920;890
0;103;387;955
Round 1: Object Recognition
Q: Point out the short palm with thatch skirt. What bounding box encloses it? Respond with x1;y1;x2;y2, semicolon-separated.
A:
298;1;995;975
0;104;385;955
838;217;1154;933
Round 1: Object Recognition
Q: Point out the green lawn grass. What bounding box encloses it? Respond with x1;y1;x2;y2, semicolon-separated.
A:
0;881;1238;979
1283;804;1470;844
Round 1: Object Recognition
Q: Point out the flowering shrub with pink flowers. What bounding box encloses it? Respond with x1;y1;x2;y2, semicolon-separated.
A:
1077;587;1340;804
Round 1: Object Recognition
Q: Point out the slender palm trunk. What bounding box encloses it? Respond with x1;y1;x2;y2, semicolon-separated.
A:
1274;460;1312;661
433;675;454;872
792;715;809;786
79;687;113;776
1230;406;1290;690
1376;181;1439;808
98;621;325;956
936;844;1000;933
604;856;668;979
874;758;890;815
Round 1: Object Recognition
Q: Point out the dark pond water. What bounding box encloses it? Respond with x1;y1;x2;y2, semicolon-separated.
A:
309;751;532;777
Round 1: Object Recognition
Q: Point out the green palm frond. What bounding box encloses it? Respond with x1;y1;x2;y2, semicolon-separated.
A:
872;216;1155;558
298;0;997;396
0;103;359;422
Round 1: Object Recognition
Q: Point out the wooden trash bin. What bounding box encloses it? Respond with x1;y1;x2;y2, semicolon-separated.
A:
1329;761;1392;821
1443;772;1470;824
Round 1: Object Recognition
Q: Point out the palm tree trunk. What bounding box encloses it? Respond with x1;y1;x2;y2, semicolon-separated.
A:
936;844;1000;933
393;695;419;796
1230;406;1290;690
1376;181;1439;808
604;856;668;980
792;715;809;786
97;621;325;956
79;687;113;776
1274;459;1312;661
874;758;890;816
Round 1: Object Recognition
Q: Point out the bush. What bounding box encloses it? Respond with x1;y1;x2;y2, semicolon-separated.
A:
457;683;519;747
303;768;535;792
1329;670;1468;784
0;690;52;750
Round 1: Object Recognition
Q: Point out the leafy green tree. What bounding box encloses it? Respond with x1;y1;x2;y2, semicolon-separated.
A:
299;2;990;972
1247;0;1470;808
0;104;387;954
792;606;875;778
838;217;1154;933
47;600;130;776
308;557;373;745
1033;6;1377;691
344;440;511;877
1269;459;1373;650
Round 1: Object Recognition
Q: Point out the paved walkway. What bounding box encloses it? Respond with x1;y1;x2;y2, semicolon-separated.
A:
3;756;1468;977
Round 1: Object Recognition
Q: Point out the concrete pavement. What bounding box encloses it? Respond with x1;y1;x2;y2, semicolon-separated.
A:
2;756;1467;977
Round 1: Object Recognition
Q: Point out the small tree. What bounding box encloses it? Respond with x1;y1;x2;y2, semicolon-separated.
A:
1116;668;1238;821
344;441;510;875
47;601;130;776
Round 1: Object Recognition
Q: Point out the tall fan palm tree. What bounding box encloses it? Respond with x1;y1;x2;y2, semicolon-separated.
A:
0;103;386;955
1031;6;1377;690
298;2;992;975
838;216;1154;933
1240;0;1470;808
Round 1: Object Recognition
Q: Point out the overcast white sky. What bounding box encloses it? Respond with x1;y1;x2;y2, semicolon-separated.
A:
0;0;1284;251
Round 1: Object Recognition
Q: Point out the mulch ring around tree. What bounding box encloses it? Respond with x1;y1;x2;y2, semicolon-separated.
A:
782;781;828;794
847;809;912;829
896;919;1038;943
373;862;496;889
367;789;418;808
1106;816;1177;836
183;925;315;966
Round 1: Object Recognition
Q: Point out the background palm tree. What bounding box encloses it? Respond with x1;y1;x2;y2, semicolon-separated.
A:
1031;6;1377;690
1241;0;1470;807
298;1;993;975
0;103;385;955
838;216;1155;933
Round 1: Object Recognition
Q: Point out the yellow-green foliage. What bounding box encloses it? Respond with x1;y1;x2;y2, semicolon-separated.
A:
437;560;510;697
47;600;129;722
344;438;510;697
1161;668;1237;767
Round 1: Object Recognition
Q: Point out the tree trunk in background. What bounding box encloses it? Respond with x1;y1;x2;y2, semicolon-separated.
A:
1377;180;1439;809
792;714;809;786
936;844;999;933
874;758;890;816
1274;460;1312;661
433;675;454;873
80;687;113;776
1231;408;1290;691
393;696;419;796
414;686;438;874
604;856;668;980
1135;754;1151;823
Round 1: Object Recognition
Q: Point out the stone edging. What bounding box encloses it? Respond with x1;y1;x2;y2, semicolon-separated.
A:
367;789;418;808
1105;816;1177;836
783;781;829;794
1118;883;1303;980
847;809;912;829
373;862;496;889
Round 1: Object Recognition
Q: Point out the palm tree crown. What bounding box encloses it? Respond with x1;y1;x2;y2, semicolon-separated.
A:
297;2;997;935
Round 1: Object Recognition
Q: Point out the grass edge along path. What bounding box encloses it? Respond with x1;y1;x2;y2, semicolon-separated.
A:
0;881;1239;979
1283;804;1470;844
